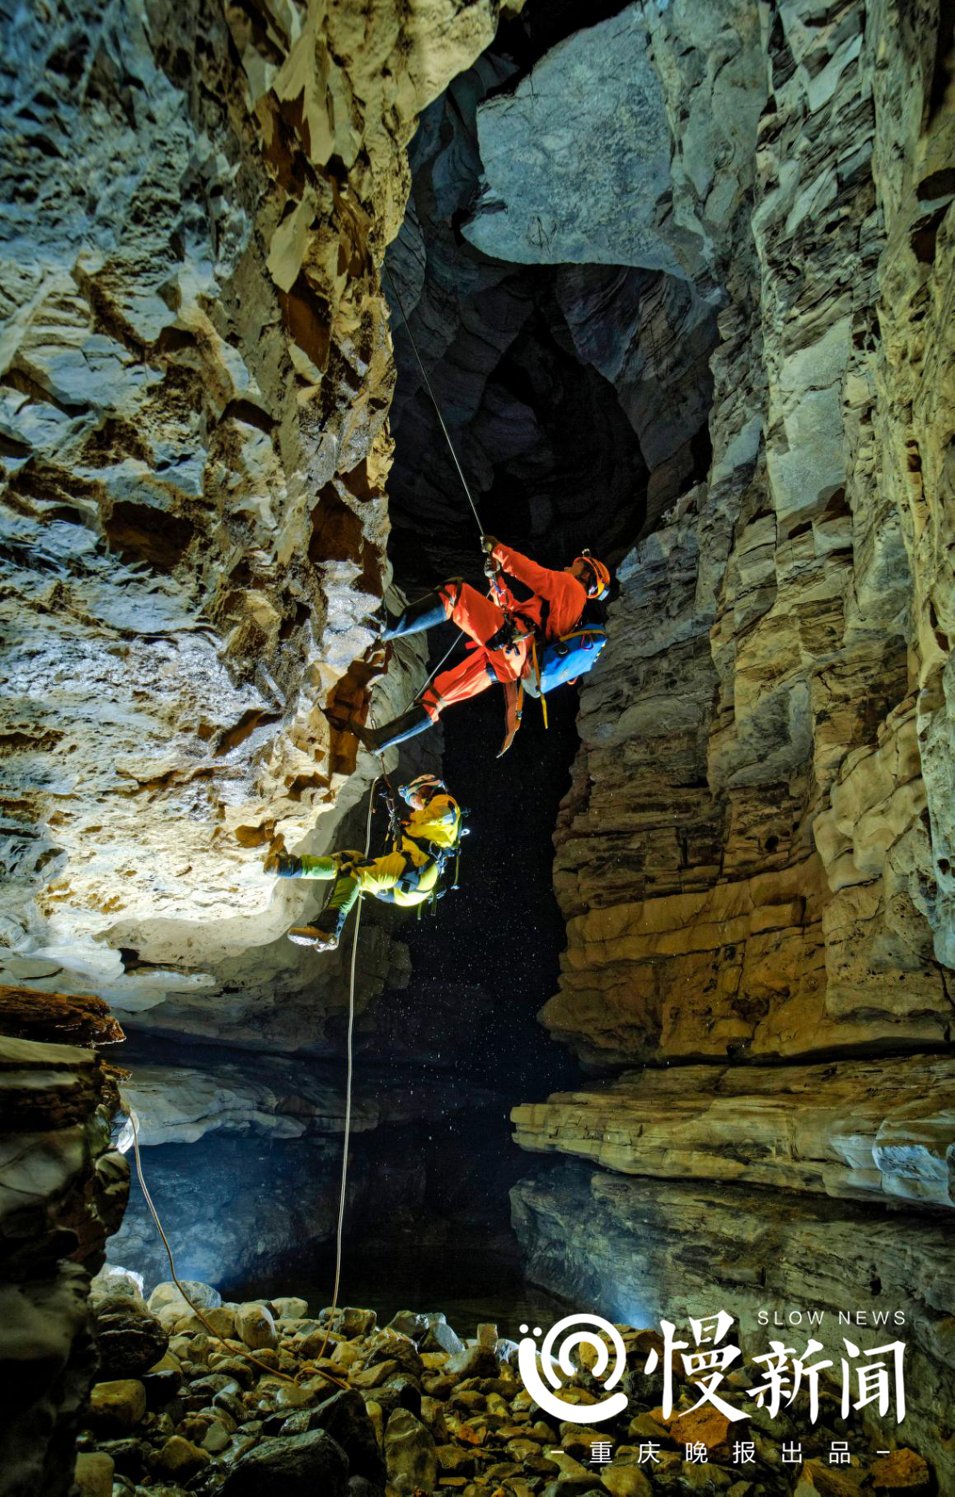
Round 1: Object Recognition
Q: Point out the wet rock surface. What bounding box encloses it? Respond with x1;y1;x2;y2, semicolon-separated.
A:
78;1284;938;1497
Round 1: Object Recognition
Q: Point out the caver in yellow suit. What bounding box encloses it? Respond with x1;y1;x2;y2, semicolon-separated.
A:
270;775;462;951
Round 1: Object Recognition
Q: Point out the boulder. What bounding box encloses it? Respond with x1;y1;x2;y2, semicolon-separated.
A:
871;1450;932;1491
422;1318;465;1356
601;1464;653;1497
221;1428;349;1497
384;1406;437;1496
155;1434;211;1476
321;1306;378;1338
445;1342;499;1378
93;1295;168;1379
74;1452;114;1497
236;1301;278;1351
148;1280;222;1314
96;1437;145;1478
89;1265;144;1304
366;1329;424;1379
203;1305;238;1338
87;1379;147;1431
284;1387;385;1482
271;1296;309;1320
351;1359;399;1389
202;1419;231;1453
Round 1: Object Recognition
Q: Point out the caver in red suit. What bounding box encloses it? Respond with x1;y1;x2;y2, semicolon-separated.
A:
346;539;611;755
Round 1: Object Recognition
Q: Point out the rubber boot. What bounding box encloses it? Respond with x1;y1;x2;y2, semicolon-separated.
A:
353;703;435;752
287;925;340;951
381;588;450;641
288;901;347;950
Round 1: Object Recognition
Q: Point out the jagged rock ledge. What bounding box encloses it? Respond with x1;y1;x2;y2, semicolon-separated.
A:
0;1008;128;1497
511;1053;955;1209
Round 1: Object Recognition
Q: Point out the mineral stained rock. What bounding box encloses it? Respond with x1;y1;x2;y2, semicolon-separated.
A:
532;1;955;1064
0;0;517;1040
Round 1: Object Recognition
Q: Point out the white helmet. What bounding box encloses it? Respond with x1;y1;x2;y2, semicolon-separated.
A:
400;773;446;806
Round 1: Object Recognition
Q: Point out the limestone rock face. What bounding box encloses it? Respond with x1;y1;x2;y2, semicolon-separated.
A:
463;2;765;281
512;1054;955;1209
0;1027;128;1497
504;5;955;1478
539;0;954;1067
0;0;515;1035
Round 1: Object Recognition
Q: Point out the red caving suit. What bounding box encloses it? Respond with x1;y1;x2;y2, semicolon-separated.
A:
420;543;588;721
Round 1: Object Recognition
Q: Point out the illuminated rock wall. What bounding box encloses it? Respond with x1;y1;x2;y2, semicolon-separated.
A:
0;0;517;1045
541;0;954;1066
508;0;955;1469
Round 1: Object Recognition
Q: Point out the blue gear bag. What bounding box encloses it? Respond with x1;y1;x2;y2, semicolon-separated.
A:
526;627;609;696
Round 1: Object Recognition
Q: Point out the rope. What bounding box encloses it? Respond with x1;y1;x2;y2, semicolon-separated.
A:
383;265;486;541
311;771;378;1362
122;1102;347;1391
121;778;381;1383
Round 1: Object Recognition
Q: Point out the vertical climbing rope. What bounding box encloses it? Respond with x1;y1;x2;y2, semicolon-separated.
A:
327;773;378;1316
306;769;380;1363
383;264;487;543
122;1103;346;1388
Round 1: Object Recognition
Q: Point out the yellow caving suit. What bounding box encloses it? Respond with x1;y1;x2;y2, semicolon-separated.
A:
294;793;462;937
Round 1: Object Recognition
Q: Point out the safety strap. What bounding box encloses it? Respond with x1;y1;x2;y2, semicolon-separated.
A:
530;637;548;730
498;678;524;758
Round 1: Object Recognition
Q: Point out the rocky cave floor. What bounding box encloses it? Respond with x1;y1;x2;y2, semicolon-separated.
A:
77;1270;932;1497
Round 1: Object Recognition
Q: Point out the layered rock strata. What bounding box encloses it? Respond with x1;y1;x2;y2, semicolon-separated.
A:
505;0;955;1471
545;0;954;1064
511;1053;955;1209
0;996;128;1497
512;1163;955;1486
0;0;515;1038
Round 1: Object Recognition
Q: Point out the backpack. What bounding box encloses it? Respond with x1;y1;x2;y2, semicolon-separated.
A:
524;627;609;696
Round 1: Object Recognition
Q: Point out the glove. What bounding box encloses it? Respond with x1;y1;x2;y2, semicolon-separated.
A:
481;534;499;554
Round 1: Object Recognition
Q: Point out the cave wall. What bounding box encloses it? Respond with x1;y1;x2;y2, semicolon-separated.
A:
0;0;516;1042
0;993;128;1497
503;0;955;1472
1;0;530;1452
514;2;955;1058
535;0;953;1066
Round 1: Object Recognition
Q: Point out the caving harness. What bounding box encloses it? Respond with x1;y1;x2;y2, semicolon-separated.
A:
481;547;609;752
371;774;469;916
